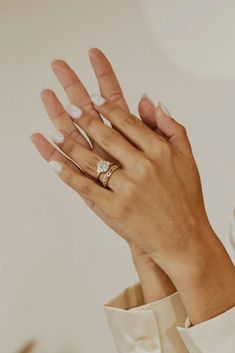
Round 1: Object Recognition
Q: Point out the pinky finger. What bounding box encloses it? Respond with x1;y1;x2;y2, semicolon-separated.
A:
31;132;81;173
31;132;112;210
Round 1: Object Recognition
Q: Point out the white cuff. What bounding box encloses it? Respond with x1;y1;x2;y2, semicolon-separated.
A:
104;283;188;353
177;305;235;353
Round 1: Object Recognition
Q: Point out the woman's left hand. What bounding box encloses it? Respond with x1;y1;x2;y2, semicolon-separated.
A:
31;49;235;324
31;48;176;303
32;70;210;273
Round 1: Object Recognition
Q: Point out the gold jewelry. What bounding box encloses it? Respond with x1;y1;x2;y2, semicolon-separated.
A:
96;160;115;180
100;164;121;189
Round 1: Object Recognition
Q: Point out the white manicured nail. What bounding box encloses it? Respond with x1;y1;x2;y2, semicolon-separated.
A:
66;104;82;118
48;129;64;144
49;160;63;174
90;93;106;106
141;94;155;106
158;102;172;117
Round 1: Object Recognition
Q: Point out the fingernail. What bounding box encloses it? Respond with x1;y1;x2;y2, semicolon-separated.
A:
158;102;172;118
141;94;155;106
141;93;148;99
65;104;82;118
49;160;63;174
90;93;106;106
30;133;36;143
48;129;64;144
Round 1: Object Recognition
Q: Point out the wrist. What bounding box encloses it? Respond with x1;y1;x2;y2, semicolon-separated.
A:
166;230;235;324
128;241;176;304
149;219;216;276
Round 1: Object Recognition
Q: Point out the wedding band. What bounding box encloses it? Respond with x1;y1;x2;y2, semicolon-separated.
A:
101;164;121;189
96;160;115;179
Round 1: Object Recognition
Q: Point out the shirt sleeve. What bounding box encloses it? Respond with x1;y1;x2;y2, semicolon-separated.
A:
177;305;235;353
104;283;189;353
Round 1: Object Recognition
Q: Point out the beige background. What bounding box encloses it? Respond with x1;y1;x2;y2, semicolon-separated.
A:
0;0;235;352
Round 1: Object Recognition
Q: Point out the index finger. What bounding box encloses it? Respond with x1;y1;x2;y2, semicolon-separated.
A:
89;48;129;112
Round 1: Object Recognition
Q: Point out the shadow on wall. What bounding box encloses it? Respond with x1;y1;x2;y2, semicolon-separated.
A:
16;341;36;353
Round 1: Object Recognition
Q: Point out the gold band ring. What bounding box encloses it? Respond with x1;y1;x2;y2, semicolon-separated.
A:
100;164;121;189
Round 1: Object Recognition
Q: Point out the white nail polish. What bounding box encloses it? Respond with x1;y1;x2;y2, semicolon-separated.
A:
48;129;64;144
49;160;63;174
65;104;82;118
158;102;172;117
141;94;156;106
141;93;148;99
90;93;106;106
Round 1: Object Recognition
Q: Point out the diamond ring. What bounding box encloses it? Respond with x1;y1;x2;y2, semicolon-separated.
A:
96;160;121;188
96;160;114;179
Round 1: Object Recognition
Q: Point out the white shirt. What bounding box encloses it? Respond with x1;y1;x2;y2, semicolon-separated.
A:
104;213;235;353
104;283;235;353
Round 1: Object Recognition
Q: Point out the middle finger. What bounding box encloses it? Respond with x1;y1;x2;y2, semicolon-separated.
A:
51;59;108;158
69;108;141;168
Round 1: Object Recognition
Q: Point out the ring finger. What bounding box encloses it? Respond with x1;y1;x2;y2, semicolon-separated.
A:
48;128;125;191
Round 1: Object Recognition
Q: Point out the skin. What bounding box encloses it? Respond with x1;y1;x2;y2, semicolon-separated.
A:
31;49;235;325
32;48;176;304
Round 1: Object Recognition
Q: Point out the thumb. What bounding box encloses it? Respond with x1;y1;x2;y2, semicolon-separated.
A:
138;95;168;139
139;95;192;157
155;102;193;157
138;95;157;129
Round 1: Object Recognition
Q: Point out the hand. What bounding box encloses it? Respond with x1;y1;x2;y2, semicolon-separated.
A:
31;48;175;303
31;50;235;324
35;91;205;268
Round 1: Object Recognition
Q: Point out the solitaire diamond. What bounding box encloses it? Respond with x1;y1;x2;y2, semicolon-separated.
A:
97;160;111;175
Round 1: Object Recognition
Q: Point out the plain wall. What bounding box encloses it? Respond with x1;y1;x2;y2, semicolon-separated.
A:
0;0;234;352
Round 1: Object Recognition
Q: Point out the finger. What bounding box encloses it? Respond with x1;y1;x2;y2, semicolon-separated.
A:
90;94;165;154
51;59;106;157
40;89;90;149
138;95;158;129
69;107;141;167
47;129;125;191
31;133;106;216
154;102;193;157
51;59;95;113
138;96;170;139
88;48;129;111
48;159;112;212
139;96;192;157
31;132;83;173
31;133;112;210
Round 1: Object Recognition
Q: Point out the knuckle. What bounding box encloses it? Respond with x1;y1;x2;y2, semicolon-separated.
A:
101;130;119;147
178;123;187;134
67;128;79;140
121;114;141;128
135;157;156;180
80;114;95;129
108;104;120;116
85;157;99;174
65;141;77;155
153;140;172;160
122;179;136;199
108;92;123;104
79;181;93;197
64;172;74;188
